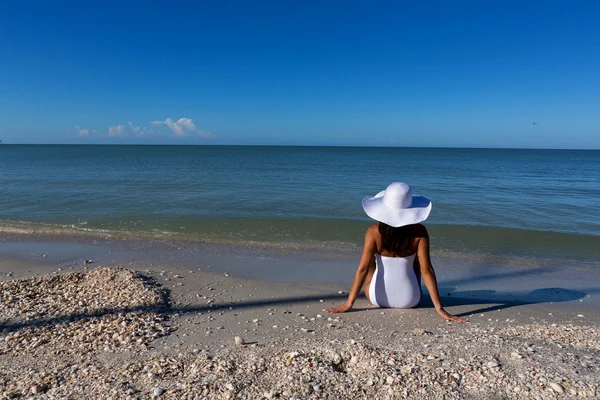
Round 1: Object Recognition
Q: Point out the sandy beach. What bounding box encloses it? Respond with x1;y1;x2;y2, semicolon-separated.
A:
1;236;599;399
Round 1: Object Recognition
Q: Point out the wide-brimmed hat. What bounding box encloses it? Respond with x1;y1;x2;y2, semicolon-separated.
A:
361;182;432;227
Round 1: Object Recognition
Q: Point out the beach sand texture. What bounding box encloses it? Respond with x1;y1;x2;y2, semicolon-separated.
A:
1;256;599;399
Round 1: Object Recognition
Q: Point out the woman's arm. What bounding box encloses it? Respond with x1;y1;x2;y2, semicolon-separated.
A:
325;226;377;313
417;227;467;323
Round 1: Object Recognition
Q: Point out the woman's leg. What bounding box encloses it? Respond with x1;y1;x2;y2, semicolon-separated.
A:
363;256;376;303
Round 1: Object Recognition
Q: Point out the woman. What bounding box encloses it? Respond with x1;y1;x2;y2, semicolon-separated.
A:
325;182;466;323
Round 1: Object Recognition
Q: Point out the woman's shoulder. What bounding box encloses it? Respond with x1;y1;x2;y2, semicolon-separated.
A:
413;223;430;238
366;224;379;236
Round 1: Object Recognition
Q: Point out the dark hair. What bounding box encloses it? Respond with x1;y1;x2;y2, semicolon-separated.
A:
378;222;415;253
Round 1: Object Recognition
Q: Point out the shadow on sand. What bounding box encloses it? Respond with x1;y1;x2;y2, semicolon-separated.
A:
422;287;590;317
1;267;597;333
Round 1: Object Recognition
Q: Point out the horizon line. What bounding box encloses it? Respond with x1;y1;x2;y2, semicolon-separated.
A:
0;143;599;151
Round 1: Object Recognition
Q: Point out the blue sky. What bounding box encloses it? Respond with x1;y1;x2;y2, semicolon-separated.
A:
0;1;599;148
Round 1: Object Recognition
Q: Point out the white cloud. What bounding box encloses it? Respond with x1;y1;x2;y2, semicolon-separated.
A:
151;117;210;137
75;125;89;136
91;117;210;138
107;124;125;136
128;121;157;136
128;121;142;135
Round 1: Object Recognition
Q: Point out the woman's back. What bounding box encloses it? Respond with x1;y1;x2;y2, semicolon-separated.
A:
369;253;421;308
374;223;427;258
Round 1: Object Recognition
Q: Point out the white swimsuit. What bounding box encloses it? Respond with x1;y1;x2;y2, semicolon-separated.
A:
369;254;421;308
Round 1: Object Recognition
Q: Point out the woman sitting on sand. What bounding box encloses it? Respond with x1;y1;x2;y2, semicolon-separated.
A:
325;182;466;323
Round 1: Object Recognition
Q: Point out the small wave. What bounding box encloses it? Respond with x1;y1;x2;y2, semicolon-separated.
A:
1;219;598;271
0;219;359;254
431;248;560;268
1;220;129;239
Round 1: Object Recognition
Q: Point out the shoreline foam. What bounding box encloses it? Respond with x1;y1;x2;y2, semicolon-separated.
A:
2;224;599;275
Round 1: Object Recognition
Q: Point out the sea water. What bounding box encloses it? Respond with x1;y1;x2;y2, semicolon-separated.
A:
1;145;598;269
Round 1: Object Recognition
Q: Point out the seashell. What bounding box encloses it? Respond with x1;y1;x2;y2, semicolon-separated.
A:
401;366;413;374
549;382;565;394
31;385;46;394
284;352;299;363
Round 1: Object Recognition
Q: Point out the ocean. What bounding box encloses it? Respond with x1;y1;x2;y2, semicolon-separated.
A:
1;145;598;269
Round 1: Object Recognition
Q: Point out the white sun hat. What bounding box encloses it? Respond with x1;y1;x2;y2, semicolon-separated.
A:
361;182;432;227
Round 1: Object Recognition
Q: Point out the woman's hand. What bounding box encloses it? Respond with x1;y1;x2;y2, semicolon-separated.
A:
436;307;467;323
325;303;352;313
